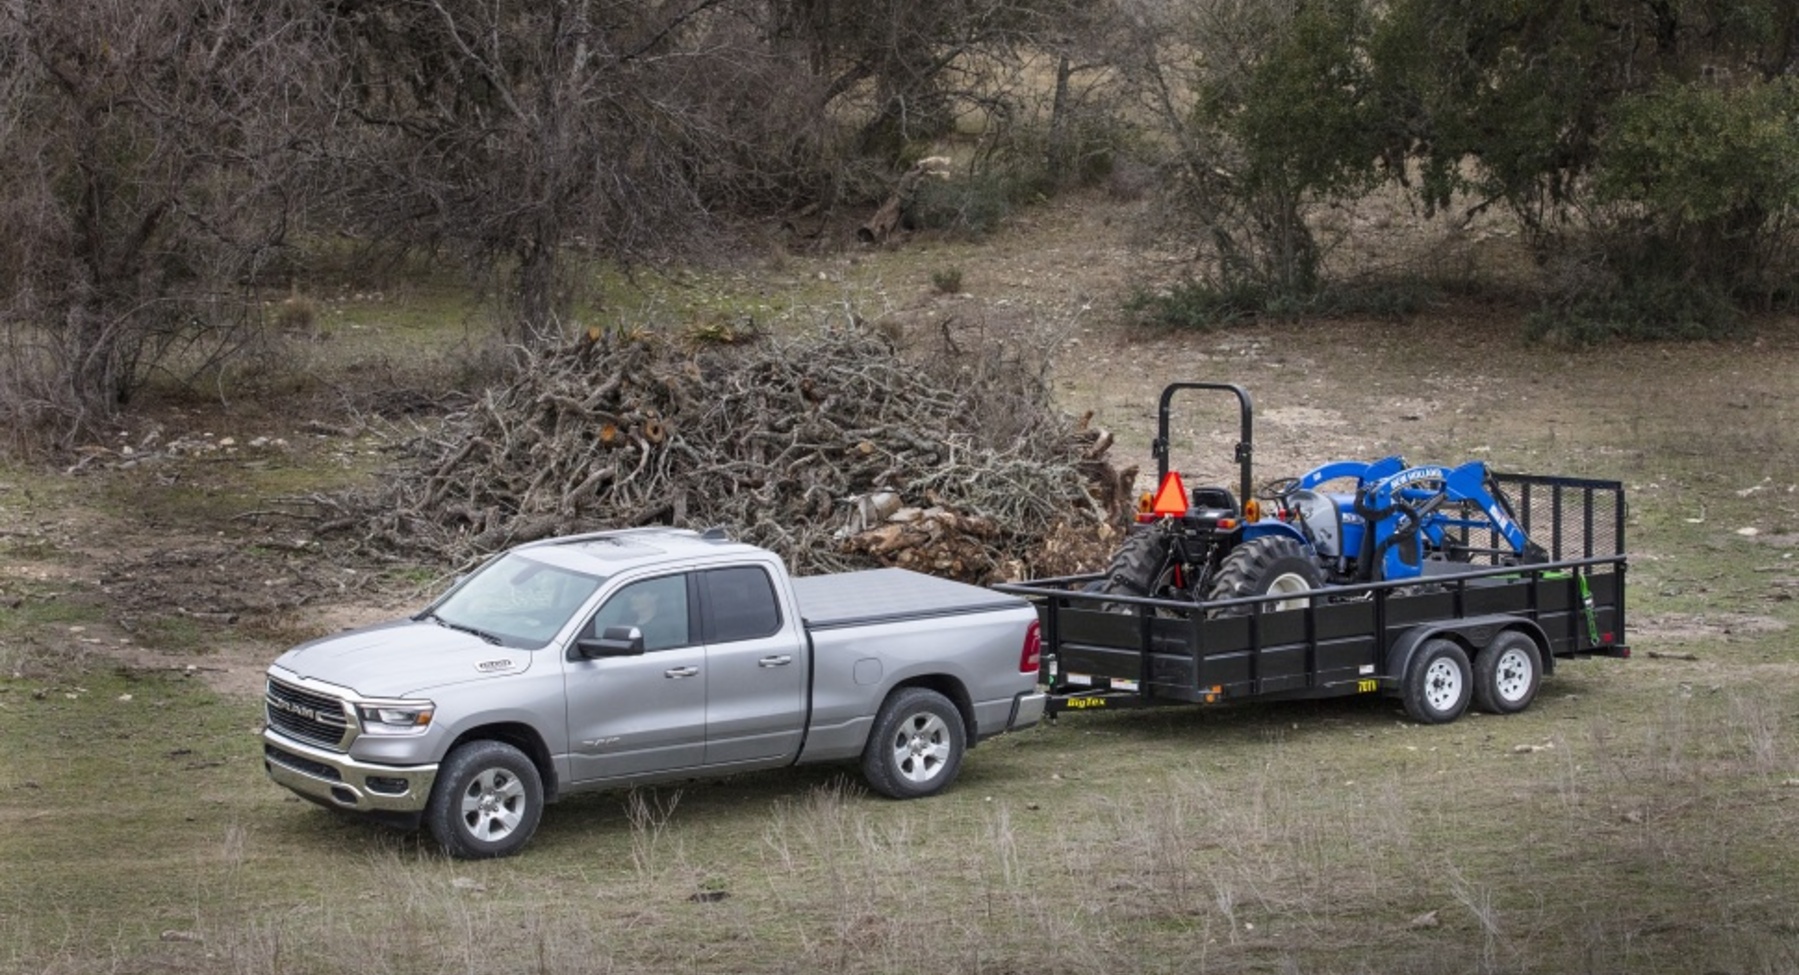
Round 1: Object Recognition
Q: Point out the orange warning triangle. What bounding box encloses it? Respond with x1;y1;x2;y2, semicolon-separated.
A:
1151;471;1188;517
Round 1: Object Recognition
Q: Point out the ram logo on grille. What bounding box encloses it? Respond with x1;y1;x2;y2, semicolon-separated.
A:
265;678;351;749
268;695;321;722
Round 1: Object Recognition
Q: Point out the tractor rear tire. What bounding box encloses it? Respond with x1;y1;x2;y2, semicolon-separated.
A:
1091;529;1175;609
1206;536;1323;615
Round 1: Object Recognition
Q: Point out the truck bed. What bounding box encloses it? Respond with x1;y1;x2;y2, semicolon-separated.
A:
792;568;1026;630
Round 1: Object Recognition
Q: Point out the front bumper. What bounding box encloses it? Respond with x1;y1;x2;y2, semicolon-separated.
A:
263;731;438;815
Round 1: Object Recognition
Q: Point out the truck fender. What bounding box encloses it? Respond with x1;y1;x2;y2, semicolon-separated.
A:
1384;615;1554;693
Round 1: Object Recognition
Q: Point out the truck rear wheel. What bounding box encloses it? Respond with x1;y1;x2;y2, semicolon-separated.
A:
426;740;544;859
861;687;965;800
1473;631;1542;714
1403;639;1472;724
1207;536;1323;614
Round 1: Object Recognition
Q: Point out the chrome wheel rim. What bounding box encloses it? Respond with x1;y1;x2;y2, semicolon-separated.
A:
459;767;526;841
890;712;952;785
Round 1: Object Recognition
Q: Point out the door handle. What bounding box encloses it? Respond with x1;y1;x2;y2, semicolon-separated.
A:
758;655;793;668
664;666;699;678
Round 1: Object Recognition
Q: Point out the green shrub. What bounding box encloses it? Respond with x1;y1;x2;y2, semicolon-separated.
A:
1126;281;1266;329
1526;278;1743;345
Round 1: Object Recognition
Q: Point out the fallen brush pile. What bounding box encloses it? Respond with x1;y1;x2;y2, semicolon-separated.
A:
326;326;1135;582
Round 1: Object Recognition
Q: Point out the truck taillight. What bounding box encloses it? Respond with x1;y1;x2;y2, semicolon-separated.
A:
1020;620;1042;674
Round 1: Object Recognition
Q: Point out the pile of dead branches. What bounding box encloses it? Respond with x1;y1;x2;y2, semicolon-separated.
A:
327;325;1135;582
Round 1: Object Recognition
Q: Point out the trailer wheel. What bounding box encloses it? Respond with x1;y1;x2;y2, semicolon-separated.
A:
1403;639;1472;724
1473;631;1542;714
1207;536;1323;615
426;740;544;859
861;687;965;800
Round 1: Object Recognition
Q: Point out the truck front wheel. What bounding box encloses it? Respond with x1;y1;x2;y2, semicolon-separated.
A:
861;688;966;800
426;740;544;859
1402;638;1472;724
1473;631;1542;714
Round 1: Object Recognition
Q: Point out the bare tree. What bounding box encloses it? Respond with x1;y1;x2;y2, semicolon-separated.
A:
0;0;329;449
321;0;747;346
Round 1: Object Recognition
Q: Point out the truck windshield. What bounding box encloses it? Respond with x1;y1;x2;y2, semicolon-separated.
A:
425;553;606;649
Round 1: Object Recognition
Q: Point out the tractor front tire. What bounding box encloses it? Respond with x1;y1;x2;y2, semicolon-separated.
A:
1206;536;1323;615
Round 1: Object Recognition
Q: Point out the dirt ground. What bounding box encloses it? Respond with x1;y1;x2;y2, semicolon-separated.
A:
2;189;1797;694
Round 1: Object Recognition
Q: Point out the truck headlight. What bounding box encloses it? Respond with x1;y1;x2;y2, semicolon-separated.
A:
355;701;435;735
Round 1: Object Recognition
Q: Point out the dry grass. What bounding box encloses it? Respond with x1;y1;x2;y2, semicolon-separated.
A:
3;194;1799;974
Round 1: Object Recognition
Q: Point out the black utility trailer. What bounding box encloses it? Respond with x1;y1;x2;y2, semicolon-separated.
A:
997;379;1630;724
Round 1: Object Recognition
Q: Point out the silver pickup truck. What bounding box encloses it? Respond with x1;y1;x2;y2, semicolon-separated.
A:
262;527;1046;857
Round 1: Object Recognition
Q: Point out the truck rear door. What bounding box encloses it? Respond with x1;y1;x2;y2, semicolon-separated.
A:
697;565;807;765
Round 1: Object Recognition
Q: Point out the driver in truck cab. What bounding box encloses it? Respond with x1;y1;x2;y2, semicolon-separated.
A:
594;577;688;650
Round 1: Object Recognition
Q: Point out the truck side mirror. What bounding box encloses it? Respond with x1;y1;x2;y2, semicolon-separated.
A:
573;626;645;659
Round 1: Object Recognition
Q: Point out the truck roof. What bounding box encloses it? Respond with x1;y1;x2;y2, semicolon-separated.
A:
511;527;767;575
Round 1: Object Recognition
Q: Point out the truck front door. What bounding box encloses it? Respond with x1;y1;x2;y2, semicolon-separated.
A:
698;565;806;765
563;573;706;781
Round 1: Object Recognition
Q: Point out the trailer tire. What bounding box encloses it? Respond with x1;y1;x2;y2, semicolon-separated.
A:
1403;639;1472;724
1207;536;1323;615
1473;631;1542;715
426;740;544;859
861;687;966;800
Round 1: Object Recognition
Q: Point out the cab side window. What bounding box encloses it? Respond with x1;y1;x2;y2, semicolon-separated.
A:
700;566;782;644
588;574;691;651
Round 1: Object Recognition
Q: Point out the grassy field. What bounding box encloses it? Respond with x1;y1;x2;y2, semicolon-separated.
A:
3;197;1798;974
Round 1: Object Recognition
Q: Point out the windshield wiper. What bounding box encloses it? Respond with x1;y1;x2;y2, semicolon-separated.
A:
419;611;502;645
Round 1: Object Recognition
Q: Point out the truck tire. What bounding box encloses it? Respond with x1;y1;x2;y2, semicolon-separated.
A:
426;740;544;859
861;687;966;800
1403;638;1472;724
1207;536;1323;615
1473;631;1542;715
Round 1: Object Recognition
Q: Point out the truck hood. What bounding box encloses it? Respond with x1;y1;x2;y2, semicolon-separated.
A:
271;619;537;697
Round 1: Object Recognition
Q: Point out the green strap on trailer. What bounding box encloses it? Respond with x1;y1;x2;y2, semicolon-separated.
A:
1577;573;1600;647
1546;569;1602;647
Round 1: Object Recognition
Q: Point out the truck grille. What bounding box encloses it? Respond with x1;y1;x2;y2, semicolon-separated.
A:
265;678;352;750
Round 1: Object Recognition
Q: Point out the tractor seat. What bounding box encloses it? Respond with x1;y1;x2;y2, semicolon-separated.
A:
1190;486;1238;514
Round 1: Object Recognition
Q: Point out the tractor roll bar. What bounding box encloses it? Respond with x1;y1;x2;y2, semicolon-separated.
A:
1153;382;1254;507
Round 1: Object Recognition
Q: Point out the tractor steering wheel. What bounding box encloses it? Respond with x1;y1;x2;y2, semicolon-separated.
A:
1257;476;1301;500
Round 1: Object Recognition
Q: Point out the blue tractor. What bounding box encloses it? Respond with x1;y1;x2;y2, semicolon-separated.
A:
1095;382;1549;611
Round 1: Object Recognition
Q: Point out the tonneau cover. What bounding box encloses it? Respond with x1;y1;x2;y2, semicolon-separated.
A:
791;568;1025;630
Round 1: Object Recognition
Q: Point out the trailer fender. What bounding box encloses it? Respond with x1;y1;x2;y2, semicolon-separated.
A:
1384;614;1554;694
